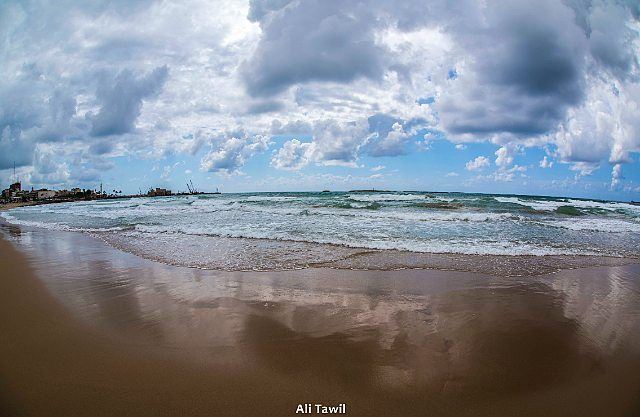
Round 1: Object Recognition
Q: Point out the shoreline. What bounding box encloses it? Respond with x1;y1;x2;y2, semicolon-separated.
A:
3;197;638;277
100;228;637;276
2;223;640;416
3;210;635;277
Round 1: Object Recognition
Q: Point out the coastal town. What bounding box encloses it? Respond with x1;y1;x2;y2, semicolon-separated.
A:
0;179;177;207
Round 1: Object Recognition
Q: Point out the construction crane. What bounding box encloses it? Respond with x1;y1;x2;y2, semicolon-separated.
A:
186;180;198;194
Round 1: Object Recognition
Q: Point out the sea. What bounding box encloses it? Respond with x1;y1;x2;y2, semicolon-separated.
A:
3;191;639;274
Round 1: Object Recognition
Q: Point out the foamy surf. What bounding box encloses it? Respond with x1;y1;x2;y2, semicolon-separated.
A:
3;191;639;271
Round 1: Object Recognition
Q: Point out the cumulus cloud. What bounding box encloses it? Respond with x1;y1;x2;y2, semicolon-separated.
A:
495;145;518;167
492;165;527;182
570;161;600;177
243;0;386;97
90;66;169;136
554;77;640;168
0;0;256;186
435;0;589;143
270;119;369;169
611;163;623;189
270;139;313;170
466;156;490;171
29;146;71;186
539;156;553;168
270;119;314;135
588;2;638;79
200;130;270;174
367;122;411;157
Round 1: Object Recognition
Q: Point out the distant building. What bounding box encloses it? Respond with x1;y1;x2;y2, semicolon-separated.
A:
147;188;172;197
36;189;56;200
1;189;11;201
2;182;23;202
69;188;87;198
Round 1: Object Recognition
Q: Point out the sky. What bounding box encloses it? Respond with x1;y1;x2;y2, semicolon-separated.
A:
1;0;639;200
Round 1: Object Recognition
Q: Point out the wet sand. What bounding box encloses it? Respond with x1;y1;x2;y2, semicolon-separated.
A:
1;224;640;416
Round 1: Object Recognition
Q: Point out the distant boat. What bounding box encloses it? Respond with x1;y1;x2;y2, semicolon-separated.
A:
321;190;331;193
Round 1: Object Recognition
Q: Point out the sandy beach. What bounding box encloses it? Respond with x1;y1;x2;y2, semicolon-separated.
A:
1;223;640;416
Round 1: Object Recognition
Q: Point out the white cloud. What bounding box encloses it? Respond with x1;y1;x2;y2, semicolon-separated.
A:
160;165;171;180
200;131;270;174
554;77;640;167
270;118;370;169
367;122;411;156
495;145;518;168
570;161;600;177
611;163;623;190
492;165;527;182
466;156;490;171
270;139;313;170
539;156;553;168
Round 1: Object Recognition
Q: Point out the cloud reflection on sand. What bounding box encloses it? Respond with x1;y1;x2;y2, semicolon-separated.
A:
3;224;640;416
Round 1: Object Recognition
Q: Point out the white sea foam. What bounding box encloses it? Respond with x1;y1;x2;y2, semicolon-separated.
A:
129;223;593;256
244;195;301;202
3;192;638;261
348;193;426;202
493;196;523;205
0;212;126;232
494;196;640;214
546;218;640;233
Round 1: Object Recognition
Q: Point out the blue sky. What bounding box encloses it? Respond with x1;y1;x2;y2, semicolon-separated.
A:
89;136;640;201
1;0;639;201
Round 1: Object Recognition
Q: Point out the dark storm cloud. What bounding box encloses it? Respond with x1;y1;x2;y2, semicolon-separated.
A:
587;2;639;79
435;0;589;140
0;65;52;169
90;66;169;137
243;0;387;97
0;134;34;170
89;140;115;155
246;100;285;115
255;0;638;173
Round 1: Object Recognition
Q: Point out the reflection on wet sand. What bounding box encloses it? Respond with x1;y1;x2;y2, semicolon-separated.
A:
2;224;640;416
